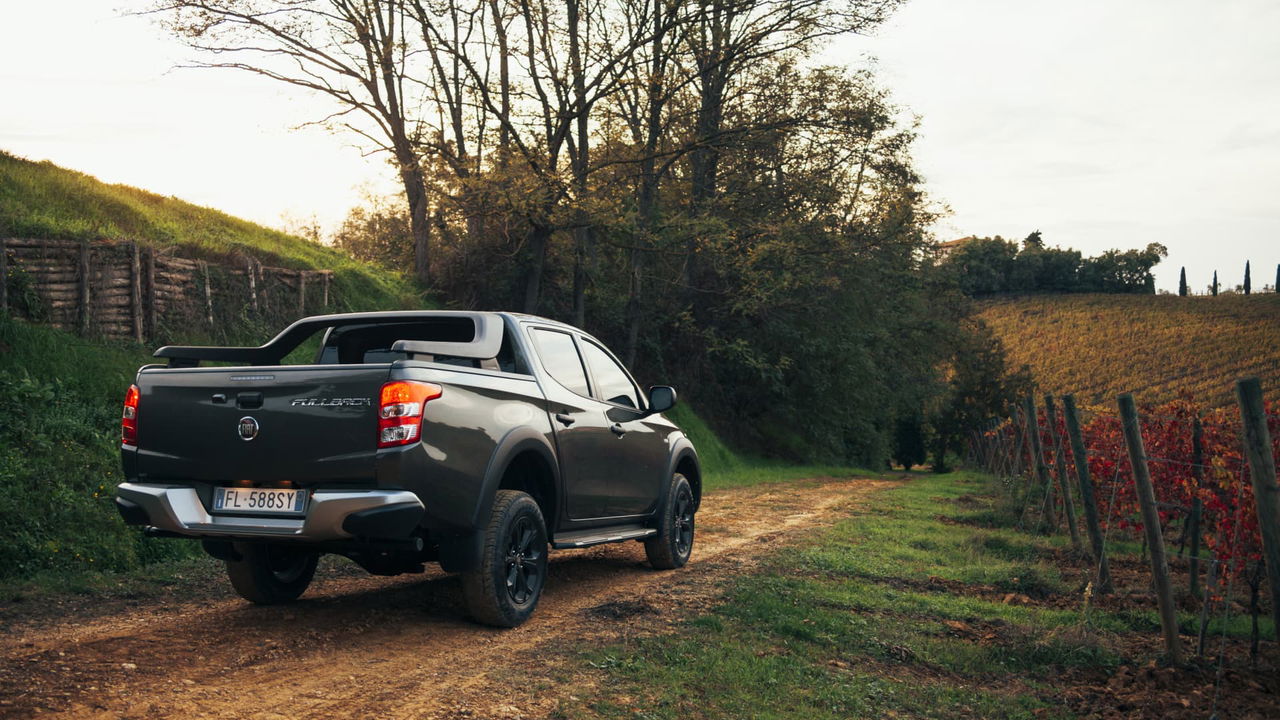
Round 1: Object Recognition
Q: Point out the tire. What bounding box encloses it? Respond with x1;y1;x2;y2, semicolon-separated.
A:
461;490;549;627
225;543;319;605
645;473;695;569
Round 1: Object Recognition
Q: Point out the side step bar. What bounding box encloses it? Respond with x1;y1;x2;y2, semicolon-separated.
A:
552;524;657;549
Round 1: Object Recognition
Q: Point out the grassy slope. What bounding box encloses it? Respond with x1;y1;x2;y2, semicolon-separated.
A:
666;403;874;491
567;473;1269;720
0;151;419;312
978;293;1280;411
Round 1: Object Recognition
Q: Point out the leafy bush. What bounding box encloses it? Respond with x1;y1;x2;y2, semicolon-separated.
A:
0;317;198;580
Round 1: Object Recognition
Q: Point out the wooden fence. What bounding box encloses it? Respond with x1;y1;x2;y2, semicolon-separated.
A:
0;238;333;342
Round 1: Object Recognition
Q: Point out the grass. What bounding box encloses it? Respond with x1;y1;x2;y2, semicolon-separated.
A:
0;150;422;313
978;293;1280;410
0;316;195;580
562;471;1270;719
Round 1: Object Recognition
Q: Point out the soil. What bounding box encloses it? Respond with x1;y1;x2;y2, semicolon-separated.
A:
0;477;895;720
3;475;1277;719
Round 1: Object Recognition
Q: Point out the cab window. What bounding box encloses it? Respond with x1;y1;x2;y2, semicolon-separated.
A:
580;339;641;409
531;329;590;396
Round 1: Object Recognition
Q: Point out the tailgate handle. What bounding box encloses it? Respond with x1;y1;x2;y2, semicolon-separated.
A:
236;392;264;409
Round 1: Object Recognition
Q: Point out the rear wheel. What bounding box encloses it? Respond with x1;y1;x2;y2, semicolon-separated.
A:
461;490;548;627
645;473;695;569
226;543;319;604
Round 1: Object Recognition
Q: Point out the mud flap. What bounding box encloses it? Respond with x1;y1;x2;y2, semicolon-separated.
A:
436;531;482;573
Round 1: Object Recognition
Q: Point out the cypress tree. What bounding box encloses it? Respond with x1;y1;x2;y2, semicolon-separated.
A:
1212;270;1219;296
1275;263;1279;293
1178;267;1188;296
1244;260;1252;295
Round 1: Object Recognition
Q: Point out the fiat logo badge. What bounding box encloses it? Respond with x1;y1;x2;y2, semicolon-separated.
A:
238;416;260;441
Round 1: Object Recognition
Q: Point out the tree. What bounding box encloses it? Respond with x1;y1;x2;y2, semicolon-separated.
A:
1244;260;1252;295
1178;267;1187;296
891;414;927;471
1023;229;1043;250
928;320;1031;472
332;192;413;269
154;0;435;284
680;0;903;293
1212;270;1219;296
1078;242;1167;294
943;237;1019;295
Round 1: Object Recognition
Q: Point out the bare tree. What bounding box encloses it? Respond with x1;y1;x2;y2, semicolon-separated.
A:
410;0;670;313
152;0;435;283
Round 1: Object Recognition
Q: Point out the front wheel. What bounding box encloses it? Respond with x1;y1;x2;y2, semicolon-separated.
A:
461;490;549;627
226;543;319;604
645;473;695;569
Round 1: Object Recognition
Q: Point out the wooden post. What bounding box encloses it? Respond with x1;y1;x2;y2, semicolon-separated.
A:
76;242;92;334
0;237;8;313
298;272;307;317
246;259;260;314
1063;394;1113;593
200;261;215;328
1188;417;1204;598
1235;377;1280;642
322;272;330;308
143;248;156;340
1023;395;1055;532
1118;392;1183;665
129;243;144;343
1045;396;1082;550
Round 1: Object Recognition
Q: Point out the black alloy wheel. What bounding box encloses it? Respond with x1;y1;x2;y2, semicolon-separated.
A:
462;490;549;627
504;514;545;605
644;473;696;569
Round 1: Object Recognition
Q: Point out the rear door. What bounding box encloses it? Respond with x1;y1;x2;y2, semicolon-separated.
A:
134;365;390;484
527;327;621;521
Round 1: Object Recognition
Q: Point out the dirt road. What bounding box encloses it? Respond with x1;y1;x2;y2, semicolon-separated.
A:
0;476;895;720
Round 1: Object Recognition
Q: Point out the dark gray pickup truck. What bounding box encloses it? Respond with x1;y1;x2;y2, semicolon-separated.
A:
114;311;700;626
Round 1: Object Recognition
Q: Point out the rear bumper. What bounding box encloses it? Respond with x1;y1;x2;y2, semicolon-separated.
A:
115;483;424;542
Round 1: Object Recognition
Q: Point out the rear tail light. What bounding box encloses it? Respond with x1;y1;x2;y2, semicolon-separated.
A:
378;381;442;448
122;384;140;447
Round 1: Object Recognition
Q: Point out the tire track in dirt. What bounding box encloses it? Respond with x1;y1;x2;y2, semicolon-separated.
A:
0;476;897;720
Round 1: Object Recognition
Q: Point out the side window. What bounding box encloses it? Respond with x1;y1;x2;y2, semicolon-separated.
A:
580;340;641;409
532;329;590;396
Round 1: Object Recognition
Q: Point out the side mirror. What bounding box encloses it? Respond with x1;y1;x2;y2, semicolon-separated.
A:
647;385;677;414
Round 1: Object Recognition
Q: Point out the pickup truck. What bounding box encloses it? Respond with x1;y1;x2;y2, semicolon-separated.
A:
114;311;700;627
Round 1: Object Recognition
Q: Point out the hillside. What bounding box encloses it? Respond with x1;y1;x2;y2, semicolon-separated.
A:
0;151;418;311
978;293;1280;410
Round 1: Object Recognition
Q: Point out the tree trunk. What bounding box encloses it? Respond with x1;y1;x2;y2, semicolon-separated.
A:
568;0;590;329
572;226;590;328
522;225;551;314
399;159;431;285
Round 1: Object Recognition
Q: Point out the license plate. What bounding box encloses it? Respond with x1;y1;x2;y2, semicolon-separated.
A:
212;487;307;515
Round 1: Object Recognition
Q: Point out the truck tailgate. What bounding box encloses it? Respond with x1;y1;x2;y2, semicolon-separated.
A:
134;365;391;484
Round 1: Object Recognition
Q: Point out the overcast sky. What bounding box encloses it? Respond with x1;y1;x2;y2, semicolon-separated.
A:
2;0;1277;292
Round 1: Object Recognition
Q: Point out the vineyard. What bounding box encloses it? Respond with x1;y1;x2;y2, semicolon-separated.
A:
977;294;1280;411
969;380;1280;675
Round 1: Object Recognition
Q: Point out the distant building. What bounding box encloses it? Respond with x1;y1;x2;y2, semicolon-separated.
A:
936;236;976;258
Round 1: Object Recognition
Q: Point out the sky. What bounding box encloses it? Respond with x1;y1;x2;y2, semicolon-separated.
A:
2;0;1278;293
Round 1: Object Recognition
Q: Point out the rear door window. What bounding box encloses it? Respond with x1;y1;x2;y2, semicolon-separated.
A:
531;329;590;396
